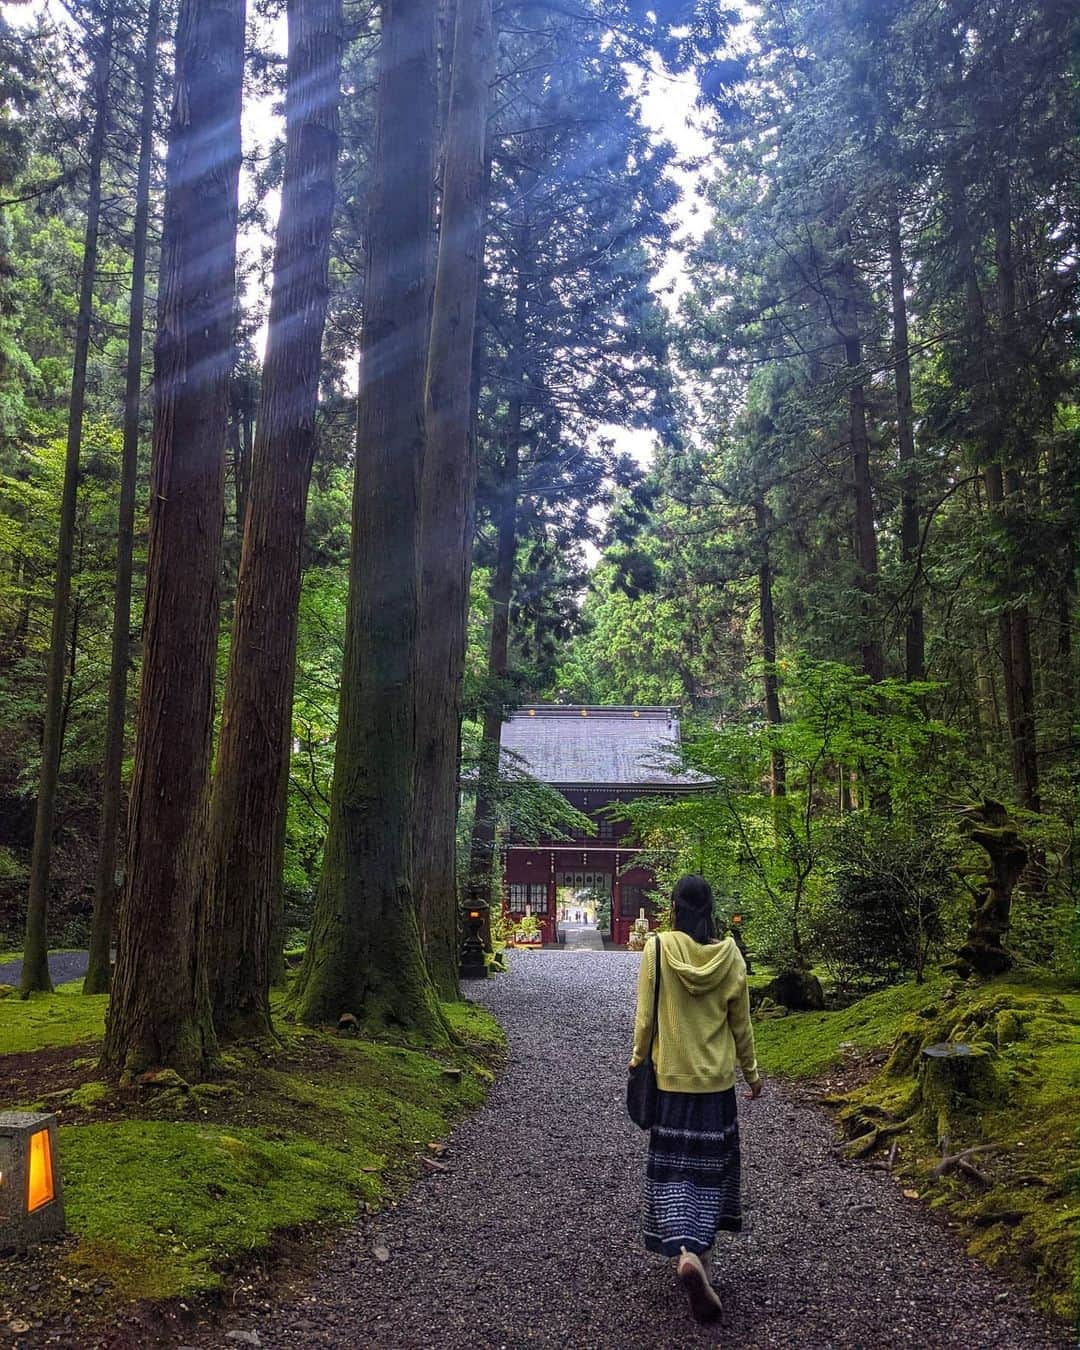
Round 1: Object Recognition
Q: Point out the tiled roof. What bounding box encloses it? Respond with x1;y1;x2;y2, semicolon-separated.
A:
499;705;702;788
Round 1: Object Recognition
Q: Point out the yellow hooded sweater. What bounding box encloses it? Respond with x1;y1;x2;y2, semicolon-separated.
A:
630;930;760;1093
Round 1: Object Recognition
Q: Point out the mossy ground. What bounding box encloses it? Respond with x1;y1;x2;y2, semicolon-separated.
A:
0;981;107;1053
0;976;505;1316
755;970;1079;1323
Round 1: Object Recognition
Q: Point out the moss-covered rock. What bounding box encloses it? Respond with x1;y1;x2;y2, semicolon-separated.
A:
69;1081;109;1110
995;1009;1024;1046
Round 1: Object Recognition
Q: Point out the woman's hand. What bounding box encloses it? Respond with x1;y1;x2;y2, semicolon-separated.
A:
628;1058;639;1072
745;1077;763;1100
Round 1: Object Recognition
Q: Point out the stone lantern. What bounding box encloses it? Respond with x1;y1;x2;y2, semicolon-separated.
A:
0;1112;65;1249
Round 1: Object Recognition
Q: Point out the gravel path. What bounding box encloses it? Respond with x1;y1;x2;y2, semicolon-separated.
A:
222;949;1066;1350
0;950;89;987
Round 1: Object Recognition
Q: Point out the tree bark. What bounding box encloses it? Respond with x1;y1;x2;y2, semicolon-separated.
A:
413;0;493;999
992;188;1040;814
293;0;446;1040
101;0;245;1077
84;0;161;997
887;197;924;683
205;0;341;1039
22;5;113;997
838;245;883;685
753;494;785;796
466;240;526;899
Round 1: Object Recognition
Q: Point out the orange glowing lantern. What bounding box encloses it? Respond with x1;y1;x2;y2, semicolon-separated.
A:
0;1111;65;1248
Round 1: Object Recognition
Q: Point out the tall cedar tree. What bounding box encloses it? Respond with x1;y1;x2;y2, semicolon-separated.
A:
21;3;113;995
205;0;342;1039
294;0;446;1038
84;0;161;996
466;32;675;895
102;0;245;1076
413;0;494;998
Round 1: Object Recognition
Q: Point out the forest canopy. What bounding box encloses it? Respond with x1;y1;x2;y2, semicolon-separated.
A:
0;0;1075;1068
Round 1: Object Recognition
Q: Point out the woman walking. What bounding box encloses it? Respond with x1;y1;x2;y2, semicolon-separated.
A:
628;874;762;1323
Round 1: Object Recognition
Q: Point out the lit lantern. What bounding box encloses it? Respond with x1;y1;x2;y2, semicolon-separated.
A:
459;897;489;980
0;1112;65;1249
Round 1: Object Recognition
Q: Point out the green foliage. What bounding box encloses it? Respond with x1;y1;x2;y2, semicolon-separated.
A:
619;658;959;972
817;815;953;988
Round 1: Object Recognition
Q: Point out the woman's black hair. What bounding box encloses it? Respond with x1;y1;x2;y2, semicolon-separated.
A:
671;873;717;944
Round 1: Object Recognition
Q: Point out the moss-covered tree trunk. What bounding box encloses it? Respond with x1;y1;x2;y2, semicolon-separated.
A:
22;5;113;997
204;0;341;1040
955;799;1027;977
413;0;493;1000
101;0;245;1078
85;0;161;997
293;0;445;1041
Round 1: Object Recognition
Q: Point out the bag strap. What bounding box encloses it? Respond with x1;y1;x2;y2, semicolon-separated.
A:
646;934;662;1059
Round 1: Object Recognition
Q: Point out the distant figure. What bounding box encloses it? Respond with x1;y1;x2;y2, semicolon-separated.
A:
628;874;763;1324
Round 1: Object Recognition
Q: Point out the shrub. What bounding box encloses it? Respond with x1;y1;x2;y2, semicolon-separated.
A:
818;815;954;987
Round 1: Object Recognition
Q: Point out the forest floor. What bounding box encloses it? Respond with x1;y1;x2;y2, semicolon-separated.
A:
1;949;1074;1348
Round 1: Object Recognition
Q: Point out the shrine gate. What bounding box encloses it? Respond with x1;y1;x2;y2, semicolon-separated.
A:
498;705;702;946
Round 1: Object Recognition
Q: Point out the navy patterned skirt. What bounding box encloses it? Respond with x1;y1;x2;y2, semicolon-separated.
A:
642;1087;741;1257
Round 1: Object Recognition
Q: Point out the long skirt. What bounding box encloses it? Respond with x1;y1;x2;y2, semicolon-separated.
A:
642;1087;741;1258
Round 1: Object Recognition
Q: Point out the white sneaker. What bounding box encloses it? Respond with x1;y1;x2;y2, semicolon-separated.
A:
676;1248;722;1323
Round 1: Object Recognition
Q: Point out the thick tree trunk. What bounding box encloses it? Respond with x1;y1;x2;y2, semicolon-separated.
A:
101;0;244;1077
887;198;924;683
413;0;493;999
466;253;525;897
22;7;113;997
838;248;883;686
992;191;1040;814
294;0;445;1040
753;494;785;797
84;0;160;998
205;0;341;1039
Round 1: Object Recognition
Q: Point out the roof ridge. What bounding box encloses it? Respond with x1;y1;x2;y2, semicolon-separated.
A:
511;704;678;719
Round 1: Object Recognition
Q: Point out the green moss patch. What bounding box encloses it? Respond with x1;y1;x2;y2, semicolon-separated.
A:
0;984;107;1055
62;1120;377;1299
756;972;1080;1322
753;973;949;1077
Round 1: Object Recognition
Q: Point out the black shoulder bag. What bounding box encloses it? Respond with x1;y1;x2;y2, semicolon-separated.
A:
626;935;662;1129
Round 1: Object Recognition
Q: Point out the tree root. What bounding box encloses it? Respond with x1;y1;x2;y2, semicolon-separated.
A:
843;1120;907;1160
931;1142;1001;1182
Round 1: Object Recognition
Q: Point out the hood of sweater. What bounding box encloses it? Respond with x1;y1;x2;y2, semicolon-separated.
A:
661;930;742;995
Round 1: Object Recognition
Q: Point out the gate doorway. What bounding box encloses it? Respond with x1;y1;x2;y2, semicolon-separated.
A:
556;871;612;940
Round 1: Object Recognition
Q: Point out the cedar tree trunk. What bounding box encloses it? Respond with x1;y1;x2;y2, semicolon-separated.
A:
887;198;924;683
753;494;785;797
101;0;245;1077
466;252;525;897
84;0;161;996
205;0;342;1039
293;0;446;1040
413;0;493;998
22;7;113;996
